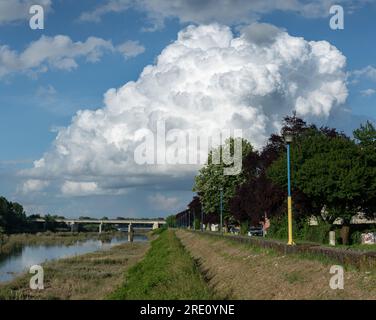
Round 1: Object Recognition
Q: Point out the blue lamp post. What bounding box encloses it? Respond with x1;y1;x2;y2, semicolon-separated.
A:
201;202;204;232
219;187;223;233
284;133;294;245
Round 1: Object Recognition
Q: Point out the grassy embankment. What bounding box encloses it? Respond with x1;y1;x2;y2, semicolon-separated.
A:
109;229;216;300
0;239;150;300
175;230;376;299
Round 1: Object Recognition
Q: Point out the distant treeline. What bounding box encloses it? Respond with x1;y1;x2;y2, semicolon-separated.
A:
0;197;165;235
0;197;49;234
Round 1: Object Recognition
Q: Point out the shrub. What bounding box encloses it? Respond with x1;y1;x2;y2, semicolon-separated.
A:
298;219;332;244
267;215;299;240
194;219;201;230
351;230;362;245
240;221;249;235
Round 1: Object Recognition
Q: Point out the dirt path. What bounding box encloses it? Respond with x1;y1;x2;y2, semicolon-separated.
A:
175;230;376;300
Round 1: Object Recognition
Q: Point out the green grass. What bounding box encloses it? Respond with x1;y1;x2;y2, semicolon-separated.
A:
109;229;216;300
192;231;368;271
284;271;306;284
319;243;376;252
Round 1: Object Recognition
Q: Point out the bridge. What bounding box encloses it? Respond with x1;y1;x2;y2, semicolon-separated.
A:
34;218;166;233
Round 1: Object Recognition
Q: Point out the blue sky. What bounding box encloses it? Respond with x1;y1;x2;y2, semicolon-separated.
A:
0;0;375;218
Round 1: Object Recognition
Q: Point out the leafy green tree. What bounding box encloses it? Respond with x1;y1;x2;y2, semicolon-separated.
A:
354;121;376;147
43;214;60;231
268;130;364;223
354;121;376;215
165;215;176;228
230;115;316;226
0;197;28;233
193;138;253;224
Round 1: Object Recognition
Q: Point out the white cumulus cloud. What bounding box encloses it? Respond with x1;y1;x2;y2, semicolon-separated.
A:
0;35;144;79
360;88;376;96
116;40;145;59
0;0;52;25
21;179;50;193
61;181;100;197
20;23;348;195
352;65;376;82
148;193;181;211
79;0;370;30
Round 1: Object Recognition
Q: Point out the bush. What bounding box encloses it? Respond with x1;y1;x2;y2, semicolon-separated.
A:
350;225;376;245
351;230;362;245
267;215;299;240
151;227;166;236
298;219;332;244
194;219;201;230
240;221;249;235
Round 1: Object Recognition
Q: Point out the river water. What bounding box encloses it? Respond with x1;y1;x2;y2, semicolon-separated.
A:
0;234;148;283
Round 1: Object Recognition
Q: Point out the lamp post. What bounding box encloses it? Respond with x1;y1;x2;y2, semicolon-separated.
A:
284;133;294;245
219;187;223;233
193;208;195;230
201;201;204;232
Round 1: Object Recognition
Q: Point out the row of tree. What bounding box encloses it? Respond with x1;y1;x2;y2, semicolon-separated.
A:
0;197;70;234
0;197;29;233
171;115;376;244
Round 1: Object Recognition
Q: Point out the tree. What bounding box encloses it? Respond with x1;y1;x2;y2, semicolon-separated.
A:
193;138;253;225
354;121;376;147
165;215;176;228
188;196;203;229
230;115;314;226
354;121;376;216
0;197;28;233
267;124;370;244
269;130;363;220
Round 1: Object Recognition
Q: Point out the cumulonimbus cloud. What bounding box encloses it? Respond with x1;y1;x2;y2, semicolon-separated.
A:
20;23;348;195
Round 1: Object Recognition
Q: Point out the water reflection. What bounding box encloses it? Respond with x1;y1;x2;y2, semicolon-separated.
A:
0;234;147;283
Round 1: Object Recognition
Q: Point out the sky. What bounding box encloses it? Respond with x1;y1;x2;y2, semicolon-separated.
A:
0;0;375;219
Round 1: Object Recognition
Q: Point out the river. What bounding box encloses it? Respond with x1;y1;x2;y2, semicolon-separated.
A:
0;234;148;283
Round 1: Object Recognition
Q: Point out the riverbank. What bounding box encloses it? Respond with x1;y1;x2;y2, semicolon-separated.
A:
0;239;150;300
110;229;216;299
175;230;376;299
0;231;127;256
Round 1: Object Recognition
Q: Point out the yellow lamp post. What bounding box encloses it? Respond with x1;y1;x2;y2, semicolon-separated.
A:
284;133;294;245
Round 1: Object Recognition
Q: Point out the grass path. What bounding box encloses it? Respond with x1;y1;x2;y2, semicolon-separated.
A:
175;230;376;300
109;229;216;300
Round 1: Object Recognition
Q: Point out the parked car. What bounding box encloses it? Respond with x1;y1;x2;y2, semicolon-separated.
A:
247;225;264;237
229;226;240;235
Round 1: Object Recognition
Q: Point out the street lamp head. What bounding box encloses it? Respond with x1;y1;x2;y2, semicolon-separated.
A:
284;133;293;144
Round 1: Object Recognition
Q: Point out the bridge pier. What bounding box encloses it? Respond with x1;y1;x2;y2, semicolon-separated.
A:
152;222;159;230
70;222;78;232
99;222;103;234
128;223;134;242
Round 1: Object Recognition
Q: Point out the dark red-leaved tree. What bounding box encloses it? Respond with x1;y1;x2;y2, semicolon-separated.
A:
230;114;315;226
